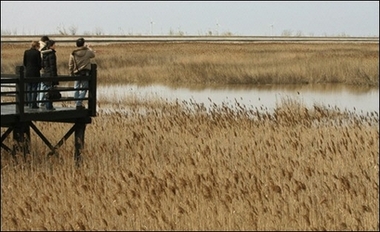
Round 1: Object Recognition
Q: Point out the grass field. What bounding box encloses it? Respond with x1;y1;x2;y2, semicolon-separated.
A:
1;98;379;230
1;41;379;86
1;41;379;230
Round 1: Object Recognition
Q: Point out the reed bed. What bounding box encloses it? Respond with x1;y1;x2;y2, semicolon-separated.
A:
1;41;379;230
1;42;379;86
1;97;379;231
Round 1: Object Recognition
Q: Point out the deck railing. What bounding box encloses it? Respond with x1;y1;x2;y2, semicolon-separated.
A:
1;64;97;118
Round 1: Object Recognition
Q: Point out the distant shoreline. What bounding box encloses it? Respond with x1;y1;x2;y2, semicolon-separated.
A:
2;39;378;87
1;35;379;44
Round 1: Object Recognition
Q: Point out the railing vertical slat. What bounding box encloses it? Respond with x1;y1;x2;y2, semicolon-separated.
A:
89;64;97;116
15;66;25;117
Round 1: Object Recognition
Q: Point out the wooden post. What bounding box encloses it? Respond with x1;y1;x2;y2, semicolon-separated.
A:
15;66;25;116
74;122;86;166
12;122;31;158
89;64;97;116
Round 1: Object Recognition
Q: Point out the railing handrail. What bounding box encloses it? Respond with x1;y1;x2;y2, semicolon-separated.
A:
1;64;97;118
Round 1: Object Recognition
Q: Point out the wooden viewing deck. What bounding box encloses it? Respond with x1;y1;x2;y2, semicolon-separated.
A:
1;64;97;166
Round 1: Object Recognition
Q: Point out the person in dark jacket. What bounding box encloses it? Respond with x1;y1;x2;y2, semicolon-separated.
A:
41;40;58;110
23;41;42;109
37;35;50;107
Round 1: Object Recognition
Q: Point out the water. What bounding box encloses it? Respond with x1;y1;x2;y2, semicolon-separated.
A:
98;84;379;114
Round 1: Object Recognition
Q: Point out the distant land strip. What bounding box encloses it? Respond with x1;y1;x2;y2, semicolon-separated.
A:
1;35;379;44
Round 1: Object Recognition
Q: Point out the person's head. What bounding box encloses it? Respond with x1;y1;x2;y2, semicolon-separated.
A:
46;40;56;49
40;36;49;42
31;41;40;49
76;37;85;47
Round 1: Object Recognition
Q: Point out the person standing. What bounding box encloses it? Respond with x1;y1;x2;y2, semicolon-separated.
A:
41;40;58;110
37;35;50;107
68;37;95;109
39;35;49;50
23;41;42;109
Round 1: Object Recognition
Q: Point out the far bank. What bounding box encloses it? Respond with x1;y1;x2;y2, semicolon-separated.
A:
1;41;378;86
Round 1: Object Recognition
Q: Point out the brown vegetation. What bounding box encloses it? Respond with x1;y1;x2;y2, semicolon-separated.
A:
1;41;379;230
1;41;379;86
1;98;379;230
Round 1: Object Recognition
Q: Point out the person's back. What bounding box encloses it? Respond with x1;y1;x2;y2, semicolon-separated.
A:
40;36;53;76
42;49;57;77
23;41;41;109
37;35;50;107
40;40;58;110
41;43;59;87
23;41;41;78
69;38;95;76
69;38;95;109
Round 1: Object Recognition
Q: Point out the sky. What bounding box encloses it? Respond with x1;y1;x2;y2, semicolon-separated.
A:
1;1;379;37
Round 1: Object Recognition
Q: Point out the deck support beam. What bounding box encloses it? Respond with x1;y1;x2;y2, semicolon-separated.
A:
74;122;86;166
2;121;88;166
12;122;30;159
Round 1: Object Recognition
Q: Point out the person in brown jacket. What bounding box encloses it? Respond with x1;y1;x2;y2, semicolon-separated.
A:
68;37;95;109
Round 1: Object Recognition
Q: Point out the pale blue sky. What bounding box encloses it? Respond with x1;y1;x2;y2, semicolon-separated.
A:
1;1;379;36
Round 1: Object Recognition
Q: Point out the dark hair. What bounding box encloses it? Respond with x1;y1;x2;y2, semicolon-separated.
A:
40;36;50;42
46;40;55;48
76;38;85;47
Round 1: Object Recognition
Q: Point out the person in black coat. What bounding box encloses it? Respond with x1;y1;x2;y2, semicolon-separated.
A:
41;40;58;110
37;35;50;107
23;41;42;109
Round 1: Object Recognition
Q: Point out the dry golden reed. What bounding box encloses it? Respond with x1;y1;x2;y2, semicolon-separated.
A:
1;41;379;86
1;40;379;230
1;97;379;231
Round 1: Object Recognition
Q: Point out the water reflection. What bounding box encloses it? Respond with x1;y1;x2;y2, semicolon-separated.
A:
98;84;379;114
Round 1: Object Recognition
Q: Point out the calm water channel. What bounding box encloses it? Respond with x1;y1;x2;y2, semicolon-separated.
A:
98;84;379;114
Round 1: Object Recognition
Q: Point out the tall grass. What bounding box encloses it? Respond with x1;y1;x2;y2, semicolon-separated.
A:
1;42;379;86
1;41;379;230
1;98;379;230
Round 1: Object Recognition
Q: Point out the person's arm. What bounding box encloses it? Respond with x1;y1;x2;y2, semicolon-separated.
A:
50;53;58;76
87;46;96;58
89;50;95;59
68;54;75;75
23;50;27;67
37;51;42;70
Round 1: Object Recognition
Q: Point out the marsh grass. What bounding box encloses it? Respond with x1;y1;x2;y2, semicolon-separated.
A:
1;42;379;86
1;97;379;231
1;41;379;230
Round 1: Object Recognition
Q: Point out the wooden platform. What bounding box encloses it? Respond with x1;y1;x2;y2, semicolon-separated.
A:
1;64;97;165
1;104;92;125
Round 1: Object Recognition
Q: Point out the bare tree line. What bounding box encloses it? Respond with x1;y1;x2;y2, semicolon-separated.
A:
1;24;369;37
